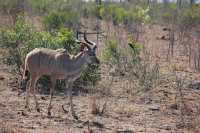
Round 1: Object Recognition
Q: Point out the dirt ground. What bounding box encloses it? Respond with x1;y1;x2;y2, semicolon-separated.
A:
0;60;200;133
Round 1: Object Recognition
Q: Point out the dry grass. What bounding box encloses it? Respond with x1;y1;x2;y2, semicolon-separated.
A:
0;122;26;133
171;63;187;72
190;116;200;133
114;105;143;117
90;96;107;115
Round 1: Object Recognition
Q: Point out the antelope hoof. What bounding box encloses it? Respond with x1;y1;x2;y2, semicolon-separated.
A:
72;112;78;120
25;105;31;112
48;111;51;116
36;108;40;112
73;114;79;120
62;105;68;113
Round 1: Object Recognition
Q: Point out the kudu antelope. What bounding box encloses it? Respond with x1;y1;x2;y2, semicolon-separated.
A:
21;33;99;119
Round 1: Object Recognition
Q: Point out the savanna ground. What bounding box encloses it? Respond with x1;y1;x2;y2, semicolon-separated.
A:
0;24;199;133
0;1;200;133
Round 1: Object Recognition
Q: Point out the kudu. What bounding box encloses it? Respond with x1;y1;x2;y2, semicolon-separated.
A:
21;33;99;119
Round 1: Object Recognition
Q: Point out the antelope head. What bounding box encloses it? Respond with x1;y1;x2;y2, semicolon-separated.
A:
76;32;100;64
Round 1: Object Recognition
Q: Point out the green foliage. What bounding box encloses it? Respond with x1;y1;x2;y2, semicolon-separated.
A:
28;0;52;13
102;36;142;66
0;16;33;69
101;36;159;92
43;11;78;31
97;4;150;25
181;5;200;27
129;6;151;24
128;35;142;63
137;61;159;91
0;0;18;11
127;38;159;92
151;2;200;27
28;0;82;14
82;2;98;18
112;6;127;25
102;38;121;64
0;28;17;49
0;16;32;49
0;18;78;64
160;3;177;23
98;4;127;25
79;64;101;86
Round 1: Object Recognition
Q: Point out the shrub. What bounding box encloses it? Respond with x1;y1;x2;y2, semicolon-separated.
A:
43;11;67;31
0;16;33;71
98;4;128;25
127;37;159;92
112;6;127;25
102;38;121;64
0;0;18;12
102;37;142;68
97;4;150;26
43;11;78;32
128;36;142;57
130;6;151;24
181;5;200;27
78;64;101;86
28;0;53;14
82;2;99;18
101;36;159;93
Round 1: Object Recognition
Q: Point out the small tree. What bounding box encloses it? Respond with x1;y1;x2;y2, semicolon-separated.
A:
43;11;78;32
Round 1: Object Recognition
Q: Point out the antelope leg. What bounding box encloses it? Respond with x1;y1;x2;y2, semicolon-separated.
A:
25;80;31;111
66;81;78;120
32;76;40;112
47;77;56;116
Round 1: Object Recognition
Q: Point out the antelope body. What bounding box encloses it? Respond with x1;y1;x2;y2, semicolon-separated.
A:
22;33;99;119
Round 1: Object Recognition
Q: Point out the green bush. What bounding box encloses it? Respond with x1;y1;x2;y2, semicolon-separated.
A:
137;61;159;92
28;0;53;14
181;5;200;27
101;36;159;92
98;4;127;25
130;6;151;24
112;6;127;25
96;4;151;26
102;37;142;66
43;11;78;31
0;16;33;70
78;64;100;86
102;38;121;64
128;36;142;64
82;2;98;18
0;0;18;12
43;11;66;31
160;3;177;24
